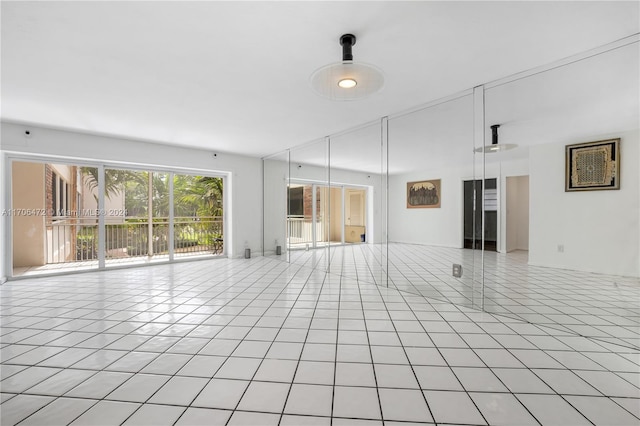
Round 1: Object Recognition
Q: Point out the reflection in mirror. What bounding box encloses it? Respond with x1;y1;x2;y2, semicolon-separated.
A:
387;94;483;307
263;150;289;261
483;42;639;349
261;40;639;354
287;139;330;271
328;122;385;286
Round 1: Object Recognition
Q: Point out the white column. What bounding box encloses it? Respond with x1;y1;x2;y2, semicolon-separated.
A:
148;172;153;257
3;155;12;279
341;186;345;245
168;172;174;261
311;183;317;249
473;85;486;310
381;116;389;287
97;165;106;269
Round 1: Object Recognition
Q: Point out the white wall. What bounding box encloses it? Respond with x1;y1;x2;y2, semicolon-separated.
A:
389;131;639;278
1;122;263;261
529;130;639;277
389;165;470;248
389;157;530;250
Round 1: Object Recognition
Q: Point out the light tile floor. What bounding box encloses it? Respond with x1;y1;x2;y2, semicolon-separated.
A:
288;244;640;350
1;253;639;425
12;252;218;278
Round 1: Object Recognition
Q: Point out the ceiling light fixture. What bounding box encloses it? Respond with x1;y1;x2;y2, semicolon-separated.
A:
338;78;357;89
474;124;517;153
310;34;384;101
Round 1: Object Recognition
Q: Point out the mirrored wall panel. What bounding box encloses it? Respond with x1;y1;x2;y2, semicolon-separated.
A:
287;139;330;271
262;97;486;308
328;122;386;287
262;39;639;351
483;41;640;349
387;93;485;309
263;150;289;261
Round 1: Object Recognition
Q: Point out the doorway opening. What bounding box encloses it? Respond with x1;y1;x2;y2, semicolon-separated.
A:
505;175;530;253
463;178;497;251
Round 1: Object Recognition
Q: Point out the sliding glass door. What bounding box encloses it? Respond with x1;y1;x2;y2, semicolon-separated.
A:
102;168;170;263
286;183;313;250
287;182;367;250
10;159;225;277
173;173;224;258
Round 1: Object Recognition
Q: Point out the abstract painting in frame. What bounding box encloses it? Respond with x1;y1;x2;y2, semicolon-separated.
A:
565;138;620;192
407;179;441;208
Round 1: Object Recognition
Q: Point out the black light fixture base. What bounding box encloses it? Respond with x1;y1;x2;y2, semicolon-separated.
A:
491;124;500;145
340;34;356;61
474;123;516;152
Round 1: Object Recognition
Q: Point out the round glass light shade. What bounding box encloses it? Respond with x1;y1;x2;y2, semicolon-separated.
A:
474;143;518;153
310;61;384;101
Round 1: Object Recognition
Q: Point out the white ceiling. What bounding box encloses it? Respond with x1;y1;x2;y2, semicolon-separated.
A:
1;1;639;162
287;40;639;175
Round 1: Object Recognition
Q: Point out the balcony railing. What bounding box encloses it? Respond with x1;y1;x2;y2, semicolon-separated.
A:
46;216;223;264
287;215;323;244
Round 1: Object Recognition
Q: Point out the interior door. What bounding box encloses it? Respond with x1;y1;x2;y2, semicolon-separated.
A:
345;189;366;243
349;192;363;225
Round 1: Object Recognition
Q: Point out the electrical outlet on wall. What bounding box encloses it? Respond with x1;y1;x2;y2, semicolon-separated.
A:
452;264;463;278
557;244;564;253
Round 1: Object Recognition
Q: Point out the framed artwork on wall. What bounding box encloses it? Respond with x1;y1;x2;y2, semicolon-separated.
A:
565;138;620;192
407;179;441;208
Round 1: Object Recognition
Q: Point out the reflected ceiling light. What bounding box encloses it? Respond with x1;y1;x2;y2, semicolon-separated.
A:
310;34;384;101
474;124;518;153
